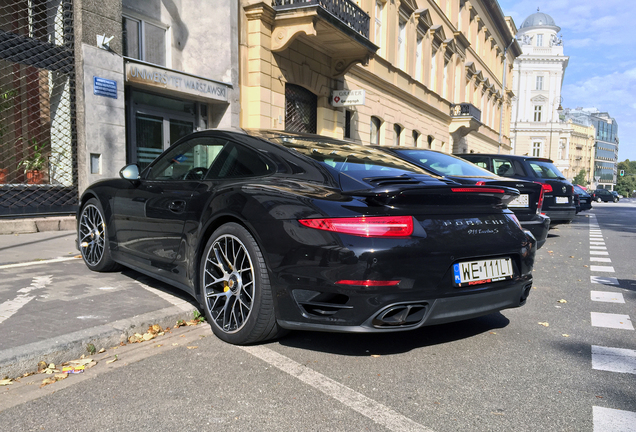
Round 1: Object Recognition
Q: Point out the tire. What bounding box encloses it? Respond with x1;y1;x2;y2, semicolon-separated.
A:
596;197;602;203
200;223;285;345
613;197;618;203
78;198;121;272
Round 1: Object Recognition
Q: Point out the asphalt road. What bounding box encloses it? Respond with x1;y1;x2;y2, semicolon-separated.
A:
0;201;634;431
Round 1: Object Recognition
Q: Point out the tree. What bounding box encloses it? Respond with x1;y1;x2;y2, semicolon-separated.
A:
572;169;587;186
615;159;636;197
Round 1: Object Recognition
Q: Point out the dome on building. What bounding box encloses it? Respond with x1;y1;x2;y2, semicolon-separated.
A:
519;10;560;32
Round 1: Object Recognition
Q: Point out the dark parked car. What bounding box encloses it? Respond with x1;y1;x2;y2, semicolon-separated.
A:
591;188;619;202
373;147;550;249
572;185;592;212
77;129;536;344
457;154;576;225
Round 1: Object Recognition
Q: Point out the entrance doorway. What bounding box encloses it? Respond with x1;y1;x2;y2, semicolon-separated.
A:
127;90;199;170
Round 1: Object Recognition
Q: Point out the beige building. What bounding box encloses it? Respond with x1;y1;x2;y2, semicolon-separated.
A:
559;119;595;185
240;0;520;154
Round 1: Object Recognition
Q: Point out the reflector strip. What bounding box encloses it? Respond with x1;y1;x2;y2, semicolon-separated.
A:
336;280;401;287
451;187;505;194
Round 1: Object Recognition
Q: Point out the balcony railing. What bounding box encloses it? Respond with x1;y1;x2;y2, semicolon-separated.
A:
272;0;370;37
450;103;482;122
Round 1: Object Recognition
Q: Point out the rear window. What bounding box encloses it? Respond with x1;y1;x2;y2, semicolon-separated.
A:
267;136;433;180
395;150;496;177
528;160;566;179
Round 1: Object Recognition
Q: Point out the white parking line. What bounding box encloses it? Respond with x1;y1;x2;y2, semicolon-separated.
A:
590;266;615;272
592;346;636;374
589;242;605;245
590;246;608;250
590;251;609;255
591;276;619;286
590;312;633;330
240;345;435;432
591;291;625;303
590;257;611;262
593;406;636;432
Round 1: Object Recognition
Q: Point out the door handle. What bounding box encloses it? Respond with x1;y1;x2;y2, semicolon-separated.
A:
168;200;186;213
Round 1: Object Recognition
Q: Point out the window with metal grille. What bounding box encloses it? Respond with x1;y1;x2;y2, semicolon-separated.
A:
285;84;317;134
0;0;78;216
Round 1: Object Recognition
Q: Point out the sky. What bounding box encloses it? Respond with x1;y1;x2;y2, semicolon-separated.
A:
497;0;636;162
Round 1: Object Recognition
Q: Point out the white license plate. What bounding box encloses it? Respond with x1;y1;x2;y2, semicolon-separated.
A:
508;194;529;208
453;258;514;287
556;196;569;204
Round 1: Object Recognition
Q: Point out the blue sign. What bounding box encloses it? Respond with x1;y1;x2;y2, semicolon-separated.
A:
93;77;117;99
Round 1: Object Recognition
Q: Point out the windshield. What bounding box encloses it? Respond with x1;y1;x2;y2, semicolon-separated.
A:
263;135;434;179
528;160;566;180
395;149;496;177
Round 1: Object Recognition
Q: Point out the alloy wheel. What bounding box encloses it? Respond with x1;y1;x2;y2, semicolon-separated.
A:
203;234;255;334
79;204;105;266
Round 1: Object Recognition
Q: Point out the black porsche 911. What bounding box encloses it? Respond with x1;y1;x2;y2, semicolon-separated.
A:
77;129;536;345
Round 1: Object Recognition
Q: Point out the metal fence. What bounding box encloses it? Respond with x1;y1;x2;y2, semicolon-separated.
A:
0;0;77;217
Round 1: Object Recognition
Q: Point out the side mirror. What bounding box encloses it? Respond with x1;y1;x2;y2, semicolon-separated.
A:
119;164;140;180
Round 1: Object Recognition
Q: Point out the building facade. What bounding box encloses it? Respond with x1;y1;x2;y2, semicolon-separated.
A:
558;111;595;185
240;0;520;155
0;0;240;217
509;10;569;171
562;107;619;190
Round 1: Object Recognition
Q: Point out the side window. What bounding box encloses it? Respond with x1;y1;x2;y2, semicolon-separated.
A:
464;156;490;171
207;143;272;179
493;158;515;177
145;137;227;180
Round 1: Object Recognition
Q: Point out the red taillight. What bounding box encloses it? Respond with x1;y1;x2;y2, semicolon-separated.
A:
538;182;552;193
298;216;414;237
451;187;505;194
536;186;545;214
336;280;401;287
475;181;486;186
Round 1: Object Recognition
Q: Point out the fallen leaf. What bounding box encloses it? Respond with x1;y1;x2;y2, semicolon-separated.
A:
557;299;567;303
596;395;604;399
0;379;12;386
155;344;163;348
142;332;155;341
37;361;47;372
69;358;93;366
187;346;198;350
538;322;549;327
569;256;575;258
562;334;570;337
172;343;179;346
547;250;553;253
98;348;105;354
54;373;68;381
489;332;497;334
371;354;380;358
583;265;589;268
40;378;56;387
106;355;118;364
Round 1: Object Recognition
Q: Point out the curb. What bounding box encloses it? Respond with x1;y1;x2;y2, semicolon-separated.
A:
0;216;76;235
0;302;198;378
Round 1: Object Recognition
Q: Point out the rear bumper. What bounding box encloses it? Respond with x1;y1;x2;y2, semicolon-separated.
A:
278;276;533;333
519;214;550;249
545;208;576;224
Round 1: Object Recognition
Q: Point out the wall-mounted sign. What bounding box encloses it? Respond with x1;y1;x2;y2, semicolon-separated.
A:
125;62;229;102
93;77;117;99
331;89;365;107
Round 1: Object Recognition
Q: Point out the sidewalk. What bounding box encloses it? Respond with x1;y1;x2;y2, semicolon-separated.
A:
0;230;199;378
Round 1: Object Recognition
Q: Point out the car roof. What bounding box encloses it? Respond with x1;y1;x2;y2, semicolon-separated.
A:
457;153;555;163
